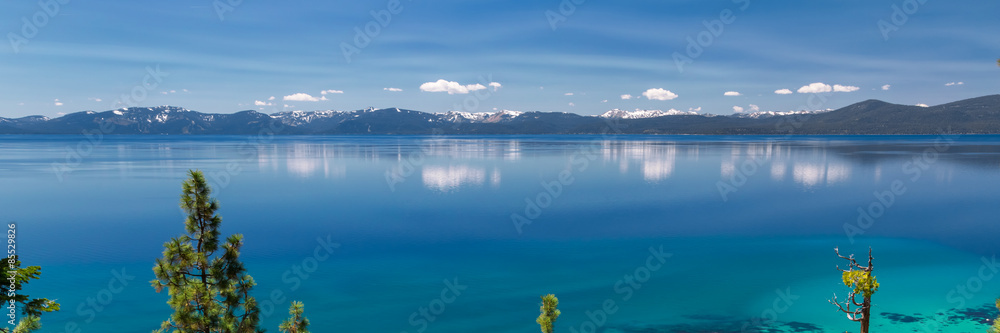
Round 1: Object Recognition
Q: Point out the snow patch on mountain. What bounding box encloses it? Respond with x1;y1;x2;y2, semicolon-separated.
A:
598;109;698;119
436;110;524;123
732;109;832;119
270;110;349;126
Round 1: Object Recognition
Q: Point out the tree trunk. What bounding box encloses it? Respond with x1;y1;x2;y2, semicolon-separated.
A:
860;297;871;333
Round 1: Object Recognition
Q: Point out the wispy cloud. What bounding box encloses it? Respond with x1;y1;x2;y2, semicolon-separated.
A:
420;79;489;94
797;82;832;93
797;82;859;93
733;106;744;112
642;88;678;101
833;84;860;92
283;93;320;102
945;82;964;86
384;87;403;92
321;89;344;95
53;99;63;106
620;94;633;100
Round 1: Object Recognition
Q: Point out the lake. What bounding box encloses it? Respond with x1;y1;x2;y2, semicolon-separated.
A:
4;135;1000;333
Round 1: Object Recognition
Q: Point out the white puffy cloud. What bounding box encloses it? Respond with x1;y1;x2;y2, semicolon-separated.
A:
268;96;276;100
283;93;320;102
797;82;833;94
620;94;633;100
54;99;63;106
724;91;741;96
945;82;964;86
881;85;891;91
732;106;744;113
419;79;489;94
321;90;344;95
320;96;329;101
833;84;860;92
774;89;793;95
642;88;679;101
916;103;929;107
689;107;702;112
749;104;760;112
489;82;502;91
384;87;403;92
254;100;268;106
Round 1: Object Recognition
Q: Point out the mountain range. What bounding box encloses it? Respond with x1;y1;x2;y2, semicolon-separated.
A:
2;95;999;135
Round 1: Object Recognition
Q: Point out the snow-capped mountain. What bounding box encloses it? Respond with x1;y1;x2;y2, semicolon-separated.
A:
3;95;999;134
731;109;832;119
598;109;698;119
269;110;350;126
436;110;524;123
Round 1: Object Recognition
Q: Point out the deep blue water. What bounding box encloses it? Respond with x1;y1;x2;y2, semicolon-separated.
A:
4;135;1000;332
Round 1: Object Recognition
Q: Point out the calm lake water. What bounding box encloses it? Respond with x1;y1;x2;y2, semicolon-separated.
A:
4;135;1000;333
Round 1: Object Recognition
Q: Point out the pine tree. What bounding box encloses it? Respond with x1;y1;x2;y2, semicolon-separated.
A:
278;301;309;333
151;170;263;333
536;294;560;333
829;247;879;333
0;255;60;333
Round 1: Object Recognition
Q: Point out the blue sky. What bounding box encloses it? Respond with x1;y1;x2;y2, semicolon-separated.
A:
1;0;997;118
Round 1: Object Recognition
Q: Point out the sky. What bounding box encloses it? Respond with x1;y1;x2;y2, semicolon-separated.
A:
0;0;997;118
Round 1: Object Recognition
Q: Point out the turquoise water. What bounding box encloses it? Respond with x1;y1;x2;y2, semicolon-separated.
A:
3;135;1000;332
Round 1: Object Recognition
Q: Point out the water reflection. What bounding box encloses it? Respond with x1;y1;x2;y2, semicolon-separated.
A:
422;165;486;192
604;142;681;182
715;141;856;187
283;143;347;179
792;162;849;187
4;136;992;189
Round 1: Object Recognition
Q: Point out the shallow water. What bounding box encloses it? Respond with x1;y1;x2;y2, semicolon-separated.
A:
3;135;1000;332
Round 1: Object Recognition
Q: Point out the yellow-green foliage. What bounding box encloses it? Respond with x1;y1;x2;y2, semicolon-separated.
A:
990;298;1000;333
536;294;561;333
842;270;879;298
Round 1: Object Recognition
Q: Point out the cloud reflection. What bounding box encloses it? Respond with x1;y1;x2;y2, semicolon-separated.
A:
422;165;486;192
